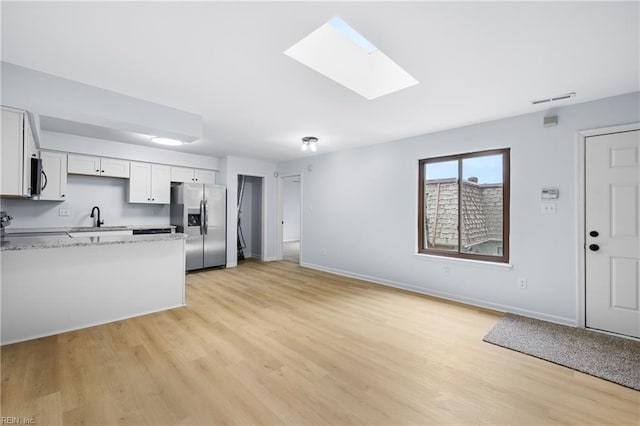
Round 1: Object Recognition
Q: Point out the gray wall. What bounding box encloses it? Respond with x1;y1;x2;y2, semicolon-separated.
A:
237;175;263;259
277;92;640;325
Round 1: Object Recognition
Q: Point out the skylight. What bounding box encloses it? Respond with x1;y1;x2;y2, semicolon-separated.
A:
284;16;419;100
328;16;378;54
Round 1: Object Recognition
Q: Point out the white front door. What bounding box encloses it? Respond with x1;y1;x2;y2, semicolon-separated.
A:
585;129;640;338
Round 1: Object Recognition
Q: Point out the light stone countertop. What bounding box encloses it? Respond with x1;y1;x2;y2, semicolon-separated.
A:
6;224;177;234
1;232;187;251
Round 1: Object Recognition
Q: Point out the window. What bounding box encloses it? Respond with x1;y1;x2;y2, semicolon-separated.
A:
418;148;510;263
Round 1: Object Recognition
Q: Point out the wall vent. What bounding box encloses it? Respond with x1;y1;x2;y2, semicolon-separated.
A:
531;92;576;105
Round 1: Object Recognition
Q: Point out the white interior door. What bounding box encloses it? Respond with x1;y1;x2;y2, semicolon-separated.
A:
585;129;640;338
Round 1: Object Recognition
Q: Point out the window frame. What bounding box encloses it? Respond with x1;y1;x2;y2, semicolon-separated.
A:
418;148;510;263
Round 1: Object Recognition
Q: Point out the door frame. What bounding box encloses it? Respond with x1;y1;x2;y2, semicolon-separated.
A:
237;172;268;262
277;173;303;262
576;122;640;328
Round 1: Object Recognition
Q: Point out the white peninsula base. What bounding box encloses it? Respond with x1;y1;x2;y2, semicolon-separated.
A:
1;238;185;345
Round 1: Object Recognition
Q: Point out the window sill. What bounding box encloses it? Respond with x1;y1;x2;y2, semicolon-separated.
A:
413;253;513;271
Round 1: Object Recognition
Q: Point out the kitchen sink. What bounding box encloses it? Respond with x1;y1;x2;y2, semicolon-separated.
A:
68;227;133;238
69;226;129;232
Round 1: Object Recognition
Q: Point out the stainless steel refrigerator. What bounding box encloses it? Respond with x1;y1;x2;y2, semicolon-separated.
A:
170;183;226;270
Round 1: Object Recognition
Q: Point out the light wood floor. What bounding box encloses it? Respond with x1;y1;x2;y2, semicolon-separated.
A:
2;261;638;425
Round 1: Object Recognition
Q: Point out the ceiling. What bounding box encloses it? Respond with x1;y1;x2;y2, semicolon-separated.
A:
1;1;638;162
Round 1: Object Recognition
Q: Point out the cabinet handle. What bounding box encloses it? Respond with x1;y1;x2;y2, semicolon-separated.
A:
195;178;198;181
101;170;105;173
32;154;37;157
147;198;151;201
152;198;155;201
62;194;65;197
96;169;100;172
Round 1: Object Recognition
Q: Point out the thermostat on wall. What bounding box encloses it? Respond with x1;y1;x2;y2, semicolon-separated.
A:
541;188;559;200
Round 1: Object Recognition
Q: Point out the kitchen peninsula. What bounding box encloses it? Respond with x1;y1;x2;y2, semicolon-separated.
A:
1;230;187;345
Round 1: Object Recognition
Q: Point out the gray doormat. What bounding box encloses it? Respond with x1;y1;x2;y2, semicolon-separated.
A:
483;313;640;391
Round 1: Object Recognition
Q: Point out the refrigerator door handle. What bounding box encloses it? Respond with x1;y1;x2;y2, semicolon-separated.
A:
203;200;209;235
200;199;205;235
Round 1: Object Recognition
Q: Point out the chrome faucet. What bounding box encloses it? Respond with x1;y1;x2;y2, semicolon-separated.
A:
90;206;104;227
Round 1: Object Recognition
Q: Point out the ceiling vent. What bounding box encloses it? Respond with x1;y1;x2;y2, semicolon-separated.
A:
531;92;576;105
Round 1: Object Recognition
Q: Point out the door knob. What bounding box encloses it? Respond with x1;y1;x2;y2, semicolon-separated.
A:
589;244;600;251
589;231;599;237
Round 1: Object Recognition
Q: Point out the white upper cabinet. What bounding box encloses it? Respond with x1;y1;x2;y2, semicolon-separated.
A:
67;154;100;176
129;162;170;204
194;169;215;184
68;154;129;178
1;107;34;197
151;164;171;204
100;158;130;178
129;162;151;203
23;119;38;196
38;151;67;201
171;166;215;184
170;166;195;183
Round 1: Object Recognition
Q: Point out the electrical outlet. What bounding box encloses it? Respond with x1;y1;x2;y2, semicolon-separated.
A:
541;202;557;215
59;208;70;216
518;278;528;289
443;266;450;274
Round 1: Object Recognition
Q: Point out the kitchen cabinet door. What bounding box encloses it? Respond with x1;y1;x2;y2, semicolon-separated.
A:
128;162;152;203
170;166;195;183
194;169;215;184
23;119;38;196
150;164;171;204
100;158;130;178
1;108;25;196
39;151;67;201
68;154;101;176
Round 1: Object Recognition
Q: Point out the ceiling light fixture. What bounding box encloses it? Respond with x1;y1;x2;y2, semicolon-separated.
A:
301;136;318;152
150;136;184;146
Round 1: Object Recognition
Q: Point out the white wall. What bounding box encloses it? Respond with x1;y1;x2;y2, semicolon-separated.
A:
224;156;277;267
1;175;168;228
277;92;640;326
1;62;201;142
283;178;301;241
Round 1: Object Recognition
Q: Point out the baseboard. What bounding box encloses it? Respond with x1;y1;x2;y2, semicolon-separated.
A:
265;256;280;262
283;239;300;243
300;262;577;327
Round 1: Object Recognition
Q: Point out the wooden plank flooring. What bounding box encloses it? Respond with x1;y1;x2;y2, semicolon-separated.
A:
2;260;638;425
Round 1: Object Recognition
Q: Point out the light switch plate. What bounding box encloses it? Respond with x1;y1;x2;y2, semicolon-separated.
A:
59;208;70;216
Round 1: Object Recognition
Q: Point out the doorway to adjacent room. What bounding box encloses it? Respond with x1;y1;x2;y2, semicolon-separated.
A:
280;174;302;264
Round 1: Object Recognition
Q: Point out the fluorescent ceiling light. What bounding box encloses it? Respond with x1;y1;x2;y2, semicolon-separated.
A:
284;16;419;100
150;136;183;146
